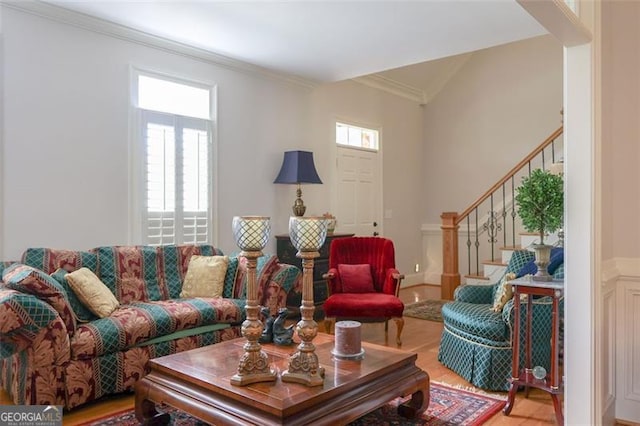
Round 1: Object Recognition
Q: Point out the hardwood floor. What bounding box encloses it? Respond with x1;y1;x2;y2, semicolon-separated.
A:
0;284;559;425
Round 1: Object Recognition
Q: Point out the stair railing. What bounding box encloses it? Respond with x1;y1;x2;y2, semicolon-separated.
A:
440;126;563;300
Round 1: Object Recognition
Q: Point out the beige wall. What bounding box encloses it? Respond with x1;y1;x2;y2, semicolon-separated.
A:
1;7;311;258
1;7;426;275
421;35;563;224
308;80;424;278
602;1;640;259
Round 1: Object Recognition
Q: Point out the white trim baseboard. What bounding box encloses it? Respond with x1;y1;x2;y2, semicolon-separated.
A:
401;272;430;288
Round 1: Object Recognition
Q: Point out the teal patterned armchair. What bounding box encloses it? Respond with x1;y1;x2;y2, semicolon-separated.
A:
438;250;564;391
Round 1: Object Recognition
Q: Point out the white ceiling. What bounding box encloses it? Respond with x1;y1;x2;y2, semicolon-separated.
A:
46;0;548;84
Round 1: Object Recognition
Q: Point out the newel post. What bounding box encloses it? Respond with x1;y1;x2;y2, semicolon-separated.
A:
441;212;461;300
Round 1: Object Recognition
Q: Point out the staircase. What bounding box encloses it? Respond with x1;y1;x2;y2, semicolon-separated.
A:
464;231;562;285
440;126;564;299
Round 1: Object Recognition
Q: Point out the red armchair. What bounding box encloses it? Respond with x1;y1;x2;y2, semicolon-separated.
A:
322;237;405;345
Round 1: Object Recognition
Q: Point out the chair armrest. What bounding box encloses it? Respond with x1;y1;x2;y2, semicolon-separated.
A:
383;269;404;296
0;288;65;358
322;271;335;280
453;284;494;304
324;268;338;295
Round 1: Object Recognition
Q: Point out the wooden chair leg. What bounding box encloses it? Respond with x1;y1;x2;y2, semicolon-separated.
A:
394;317;404;346
324;317;335;334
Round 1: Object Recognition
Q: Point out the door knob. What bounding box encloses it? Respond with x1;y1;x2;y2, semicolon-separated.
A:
373;232;379;236
373;222;378;227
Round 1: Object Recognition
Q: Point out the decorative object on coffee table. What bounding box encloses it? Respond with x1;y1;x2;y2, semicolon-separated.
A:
282;216;328;386
259;306;274;344
230;216;277;386
333;320;364;359
515;168;563;281
272;307;295;345
273;150;323;217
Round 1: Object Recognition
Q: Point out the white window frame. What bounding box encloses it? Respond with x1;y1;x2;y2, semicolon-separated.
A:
129;68;217;246
335;121;380;152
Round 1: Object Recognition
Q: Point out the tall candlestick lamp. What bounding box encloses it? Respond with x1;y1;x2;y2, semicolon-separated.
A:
230;216;277;386
282;216;328;386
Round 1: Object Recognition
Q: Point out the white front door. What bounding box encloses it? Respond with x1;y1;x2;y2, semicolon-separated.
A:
334;146;382;236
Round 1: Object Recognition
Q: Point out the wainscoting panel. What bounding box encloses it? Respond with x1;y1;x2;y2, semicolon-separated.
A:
615;258;640;423
600;264;617;425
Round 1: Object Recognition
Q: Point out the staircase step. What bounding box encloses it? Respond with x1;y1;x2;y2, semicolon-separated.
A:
464;274;492;286
483;260;507;266
499;246;521;264
464;274;490;280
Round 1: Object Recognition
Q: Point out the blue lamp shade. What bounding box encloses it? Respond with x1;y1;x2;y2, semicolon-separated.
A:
274;150;322;216
273;151;323;184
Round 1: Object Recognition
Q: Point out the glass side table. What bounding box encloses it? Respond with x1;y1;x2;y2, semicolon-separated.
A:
503;276;564;425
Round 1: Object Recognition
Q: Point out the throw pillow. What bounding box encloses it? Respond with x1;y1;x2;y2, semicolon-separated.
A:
338;264;375;293
492;272;517;312
66;267;120;318
51;269;98;323
180;255;229;298
2;263;77;334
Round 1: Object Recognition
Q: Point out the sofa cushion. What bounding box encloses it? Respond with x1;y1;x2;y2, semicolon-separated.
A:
324;293;404;318
96;245;223;303
95;246;163;304
232;255;279;299
180;255;228;298
2;263;76;334
441;301;507;342
22;248;98;275
266;262;302;314
0;261;18;277
69;298;244;359
66;268;120;318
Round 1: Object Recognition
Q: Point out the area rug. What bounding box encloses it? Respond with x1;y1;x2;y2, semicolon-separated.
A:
81;382;505;426
403;299;448;322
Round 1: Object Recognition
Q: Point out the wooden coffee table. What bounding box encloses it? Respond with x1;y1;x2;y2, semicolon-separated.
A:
135;333;429;425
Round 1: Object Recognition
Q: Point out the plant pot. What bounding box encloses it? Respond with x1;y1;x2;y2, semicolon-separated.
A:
532;243;553;281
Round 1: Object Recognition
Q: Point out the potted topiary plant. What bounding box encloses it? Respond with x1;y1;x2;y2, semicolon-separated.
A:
515;168;564;281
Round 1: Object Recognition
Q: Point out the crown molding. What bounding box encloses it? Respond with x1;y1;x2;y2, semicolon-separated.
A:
421;53;472;104
353;52;472;105
2;1;319;90
352;74;425;104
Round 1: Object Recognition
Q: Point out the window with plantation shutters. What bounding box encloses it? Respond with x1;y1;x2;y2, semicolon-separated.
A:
134;72;214;246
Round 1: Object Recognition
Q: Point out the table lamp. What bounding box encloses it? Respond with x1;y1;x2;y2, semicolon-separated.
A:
282;216;328;386
230;216;277;386
274;150;322;217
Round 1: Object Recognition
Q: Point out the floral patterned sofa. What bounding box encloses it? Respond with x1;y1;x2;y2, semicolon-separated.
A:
0;245;301;409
